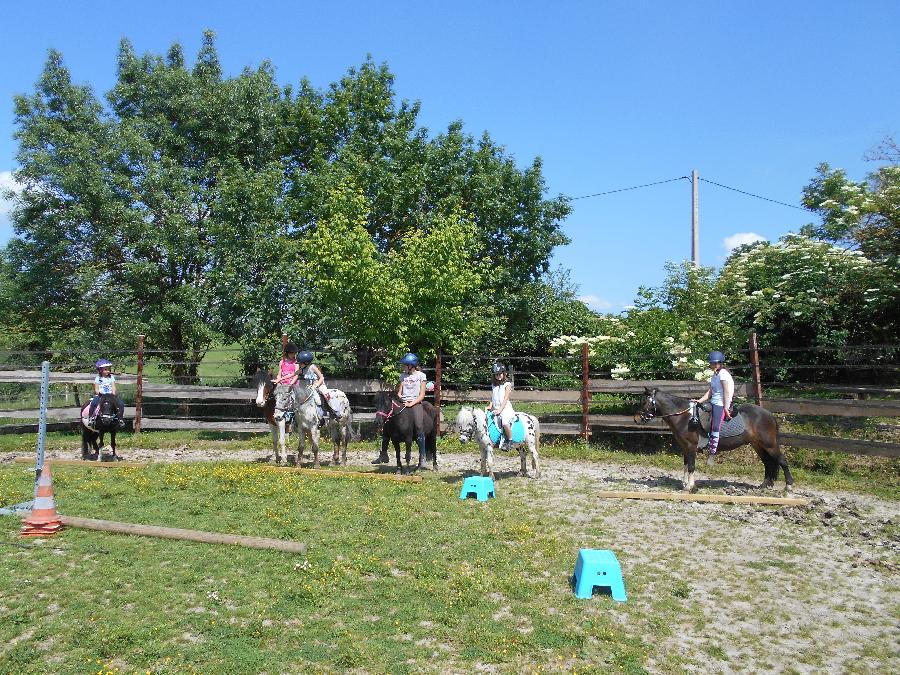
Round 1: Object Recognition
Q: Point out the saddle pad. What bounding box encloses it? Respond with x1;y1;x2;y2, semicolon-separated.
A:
487;413;526;445
696;412;747;449
81;404;97;432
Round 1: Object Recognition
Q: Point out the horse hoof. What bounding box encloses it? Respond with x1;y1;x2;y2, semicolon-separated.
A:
314;463;321;469
533;471;541;480
395;469;402;476
518;471;527;478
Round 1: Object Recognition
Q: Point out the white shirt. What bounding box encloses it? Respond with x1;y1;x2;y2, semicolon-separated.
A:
399;370;426;402
491;381;513;412
95;374;115;394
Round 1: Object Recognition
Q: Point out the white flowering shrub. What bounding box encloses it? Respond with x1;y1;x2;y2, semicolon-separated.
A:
550;236;898;382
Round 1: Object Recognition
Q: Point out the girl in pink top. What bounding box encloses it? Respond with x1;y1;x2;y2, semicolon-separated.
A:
277;343;301;392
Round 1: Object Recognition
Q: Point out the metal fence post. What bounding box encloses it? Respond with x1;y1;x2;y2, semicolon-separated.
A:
135;335;145;433
35;361;50;478
749;332;763;405
581;343;590;441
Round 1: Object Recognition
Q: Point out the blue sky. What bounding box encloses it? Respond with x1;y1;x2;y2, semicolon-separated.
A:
1;1;897;311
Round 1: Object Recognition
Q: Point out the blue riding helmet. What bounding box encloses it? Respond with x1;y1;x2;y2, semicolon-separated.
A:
298;351;314;364
398;353;419;367
708;351;726;364
95;359;112;370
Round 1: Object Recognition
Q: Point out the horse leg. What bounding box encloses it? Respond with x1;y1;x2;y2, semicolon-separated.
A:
96;432;104;462
518;444;528;477
752;447;776;489
276;420;286;464
110;430;117;460
778;451;794;490
295;425;305;467
483;441;495;480
394;439;403;475
311;426;322;468
81;428;90;460
683;443;698;492
529;433;541;479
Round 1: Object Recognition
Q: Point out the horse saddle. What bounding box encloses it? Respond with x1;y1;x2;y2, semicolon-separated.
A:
690;402;746;449
487;412;526;446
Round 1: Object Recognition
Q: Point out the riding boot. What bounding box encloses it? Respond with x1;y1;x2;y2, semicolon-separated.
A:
416;432;427;469
707;432;720;465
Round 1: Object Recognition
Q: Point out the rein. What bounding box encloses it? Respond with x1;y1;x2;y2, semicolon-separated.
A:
638;394;691;423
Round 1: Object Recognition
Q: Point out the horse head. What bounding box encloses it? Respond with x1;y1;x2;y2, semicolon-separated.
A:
272;384;295;422
455;406;480;443
373;390;400;433
94;394;120;430
635;387;659;423
252;369;274;408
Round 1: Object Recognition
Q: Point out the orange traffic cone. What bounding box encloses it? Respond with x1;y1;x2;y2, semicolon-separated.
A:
21;462;64;537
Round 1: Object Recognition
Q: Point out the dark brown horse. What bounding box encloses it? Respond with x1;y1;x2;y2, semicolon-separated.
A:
373;391;439;474
636;387;793;491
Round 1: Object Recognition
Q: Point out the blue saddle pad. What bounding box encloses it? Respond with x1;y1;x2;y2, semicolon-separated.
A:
487;413;526;445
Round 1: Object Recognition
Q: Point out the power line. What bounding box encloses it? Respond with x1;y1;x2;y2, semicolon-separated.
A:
700;177;811;211
569;176;689;200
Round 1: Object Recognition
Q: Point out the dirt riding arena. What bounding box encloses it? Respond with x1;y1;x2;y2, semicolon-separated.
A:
5;443;897;674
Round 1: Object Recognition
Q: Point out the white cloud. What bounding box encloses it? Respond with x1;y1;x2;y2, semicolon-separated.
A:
0;170;23;217
578;294;614;311
723;231;766;252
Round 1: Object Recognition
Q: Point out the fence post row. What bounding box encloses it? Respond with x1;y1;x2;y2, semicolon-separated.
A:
581;342;590;441
134;335;145;434
748;332;763;405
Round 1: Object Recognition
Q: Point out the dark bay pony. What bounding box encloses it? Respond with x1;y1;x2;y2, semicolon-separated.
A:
637;387;794;492
373;391;439;474
81;393;122;461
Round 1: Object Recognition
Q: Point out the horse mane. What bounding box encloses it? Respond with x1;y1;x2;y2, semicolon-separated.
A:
650;388;691;413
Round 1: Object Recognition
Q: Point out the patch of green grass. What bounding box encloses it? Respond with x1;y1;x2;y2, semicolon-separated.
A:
0;463;659;673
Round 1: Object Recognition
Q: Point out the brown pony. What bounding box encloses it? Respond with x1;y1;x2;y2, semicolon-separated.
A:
636;387;793;492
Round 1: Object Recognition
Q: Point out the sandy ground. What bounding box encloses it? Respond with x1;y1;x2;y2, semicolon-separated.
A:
3;444;898;673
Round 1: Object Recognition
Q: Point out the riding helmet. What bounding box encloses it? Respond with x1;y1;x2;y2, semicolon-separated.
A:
284;342;299;354
398;353;419;367
708;351;726;364
298;351;314;364
492;362;507;375
95;359;113;370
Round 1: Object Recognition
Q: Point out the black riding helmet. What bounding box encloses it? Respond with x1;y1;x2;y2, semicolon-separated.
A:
492;362;507;376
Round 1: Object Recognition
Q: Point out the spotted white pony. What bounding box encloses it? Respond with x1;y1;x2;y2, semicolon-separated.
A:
455;406;541;479
254;372;352;466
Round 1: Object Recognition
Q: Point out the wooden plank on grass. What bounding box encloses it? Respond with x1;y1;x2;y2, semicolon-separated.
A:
273;466;423;484
14;457;150;469
595;490;809;506
58;515;307;554
764;399;900;417
780;433;900;458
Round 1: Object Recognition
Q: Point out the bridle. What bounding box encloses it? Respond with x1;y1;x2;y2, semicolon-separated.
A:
637;392;690;423
457;407;488;444
374;396;405;425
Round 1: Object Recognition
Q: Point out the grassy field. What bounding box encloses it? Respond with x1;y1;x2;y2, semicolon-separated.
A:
1;462;654;674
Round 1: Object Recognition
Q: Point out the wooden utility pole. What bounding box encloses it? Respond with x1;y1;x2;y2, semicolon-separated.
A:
581;343;591;441
691;169;700;266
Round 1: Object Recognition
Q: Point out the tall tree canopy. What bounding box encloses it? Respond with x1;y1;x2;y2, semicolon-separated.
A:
3;33;577;374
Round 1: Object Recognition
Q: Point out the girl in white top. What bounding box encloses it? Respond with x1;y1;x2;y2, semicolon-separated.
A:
694;350;734;460
89;358;125;426
397;352;427;457
487;362;514;450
